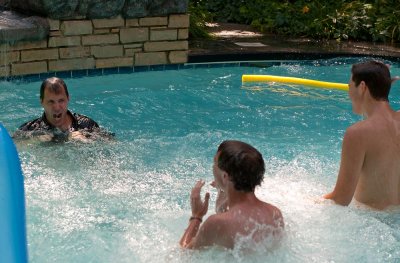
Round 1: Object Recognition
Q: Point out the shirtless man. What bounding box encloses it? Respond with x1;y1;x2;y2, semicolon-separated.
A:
180;140;284;249
324;60;400;210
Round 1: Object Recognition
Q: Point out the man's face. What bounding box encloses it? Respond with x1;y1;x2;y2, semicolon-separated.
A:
41;86;69;127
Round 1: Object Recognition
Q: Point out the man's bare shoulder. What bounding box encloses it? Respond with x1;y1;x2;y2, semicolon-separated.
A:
194;213;233;248
347;119;370;132
203;212;230;226
269;203;284;220
257;202;284;227
201;211;237;234
344;120;377;141
348;111;400;136
341;124;370;152
393;110;400;123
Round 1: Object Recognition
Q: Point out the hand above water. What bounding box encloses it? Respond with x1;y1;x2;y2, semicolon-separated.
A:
190;180;210;219
69;131;91;143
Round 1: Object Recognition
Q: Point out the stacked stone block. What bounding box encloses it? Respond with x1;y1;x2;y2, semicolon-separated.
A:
0;14;189;77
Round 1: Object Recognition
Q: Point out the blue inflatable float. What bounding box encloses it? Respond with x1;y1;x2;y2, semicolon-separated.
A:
0;123;28;263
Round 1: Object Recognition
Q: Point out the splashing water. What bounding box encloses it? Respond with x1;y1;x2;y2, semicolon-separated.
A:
1;58;400;262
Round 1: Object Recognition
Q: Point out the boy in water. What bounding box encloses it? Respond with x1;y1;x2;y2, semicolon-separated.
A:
324;60;400;209
180;140;284;249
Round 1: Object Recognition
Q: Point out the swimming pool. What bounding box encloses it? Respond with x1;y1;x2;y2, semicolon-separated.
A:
1;58;400;262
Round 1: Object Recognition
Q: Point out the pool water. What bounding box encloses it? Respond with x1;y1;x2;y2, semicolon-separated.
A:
1;58;400;262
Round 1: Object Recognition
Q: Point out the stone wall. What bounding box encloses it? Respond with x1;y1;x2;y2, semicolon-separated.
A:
0;14;189;77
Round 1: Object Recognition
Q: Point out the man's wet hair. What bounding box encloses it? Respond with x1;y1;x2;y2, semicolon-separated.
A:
351;60;392;101
217;140;265;192
40;77;69;101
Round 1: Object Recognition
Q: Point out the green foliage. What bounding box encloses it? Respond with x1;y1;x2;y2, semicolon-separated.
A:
188;0;213;39
190;0;400;43
371;1;400;42
325;2;374;40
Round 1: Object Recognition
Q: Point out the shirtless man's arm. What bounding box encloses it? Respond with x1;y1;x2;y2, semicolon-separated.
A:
324;125;366;205
180;180;232;249
180;180;210;248
181;215;227;249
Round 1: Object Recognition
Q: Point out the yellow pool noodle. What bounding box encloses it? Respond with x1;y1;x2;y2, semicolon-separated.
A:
242;75;349;91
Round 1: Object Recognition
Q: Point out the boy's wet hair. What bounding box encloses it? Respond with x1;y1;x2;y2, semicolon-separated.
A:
351;60;392;101
217;140;265;192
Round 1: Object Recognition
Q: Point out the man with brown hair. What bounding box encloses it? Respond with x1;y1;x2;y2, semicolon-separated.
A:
180;140;284;249
324;60;400;209
14;77;101;142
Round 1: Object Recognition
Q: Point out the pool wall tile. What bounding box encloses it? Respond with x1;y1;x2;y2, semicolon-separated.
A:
2;59;400;83
118;67;134;74
21;74;42;82
87;68;104;77
71;70;89;78
39;72;55;80
103;68;119;75
164;64;180;70
149;65;165;71
55;71;72;79
133;66;150;72
181;64;194;69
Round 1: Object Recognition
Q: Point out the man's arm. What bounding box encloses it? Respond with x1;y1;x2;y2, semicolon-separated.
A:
324;126;365;205
13;129;54;141
180;215;222;249
180;180;210;248
179;217;203;248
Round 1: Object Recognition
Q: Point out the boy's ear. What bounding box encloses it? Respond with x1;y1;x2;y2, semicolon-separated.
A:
222;171;229;181
359;81;367;93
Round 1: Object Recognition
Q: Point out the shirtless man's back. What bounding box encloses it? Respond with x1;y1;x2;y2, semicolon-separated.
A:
180;140;284;249
196;194;283;249
324;60;400;209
